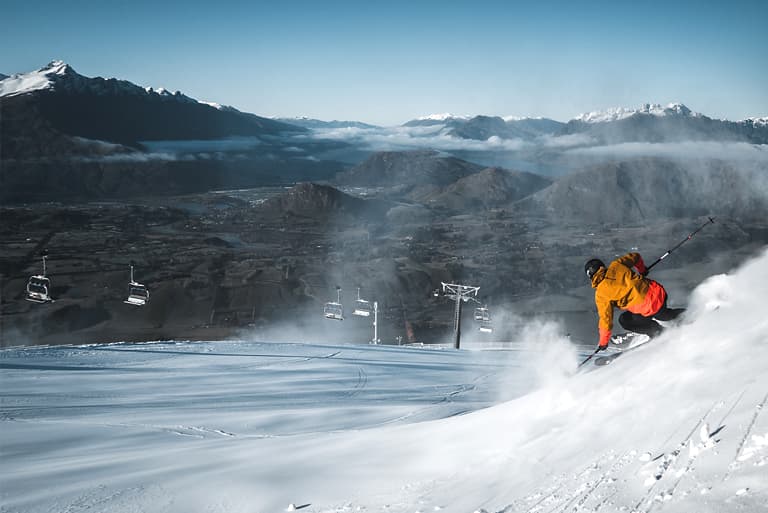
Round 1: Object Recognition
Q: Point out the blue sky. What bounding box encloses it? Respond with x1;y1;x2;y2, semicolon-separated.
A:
2;0;766;125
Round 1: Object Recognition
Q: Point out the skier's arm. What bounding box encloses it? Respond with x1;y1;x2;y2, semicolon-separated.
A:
598;327;611;348
596;296;613;348
616;252;647;276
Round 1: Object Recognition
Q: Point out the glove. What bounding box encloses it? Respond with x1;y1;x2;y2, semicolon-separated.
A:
635;256;648;276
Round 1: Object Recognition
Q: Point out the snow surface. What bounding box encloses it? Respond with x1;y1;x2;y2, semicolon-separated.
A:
2;247;768;513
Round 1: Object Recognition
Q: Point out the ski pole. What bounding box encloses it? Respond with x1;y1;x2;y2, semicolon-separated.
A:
645;217;715;274
578;347;601;368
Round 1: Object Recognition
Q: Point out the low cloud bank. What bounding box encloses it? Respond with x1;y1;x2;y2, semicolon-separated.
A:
303;126;768;164
301;125;529;152
567;141;768;162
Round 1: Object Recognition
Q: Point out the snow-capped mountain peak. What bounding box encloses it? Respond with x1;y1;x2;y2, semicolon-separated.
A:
198;100;225;110
740;116;768;127
0;59;76;97
502;115;545;122
144;86;186;98
1;60;219;110
574;102;701;123
416;113;470;121
41;59;74;76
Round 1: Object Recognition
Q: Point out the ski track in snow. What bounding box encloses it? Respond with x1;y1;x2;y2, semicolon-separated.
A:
344;367;368;398
723;390;768;482
473;388;767;513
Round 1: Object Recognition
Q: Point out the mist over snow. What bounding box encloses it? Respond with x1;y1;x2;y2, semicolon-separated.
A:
2;247;768;513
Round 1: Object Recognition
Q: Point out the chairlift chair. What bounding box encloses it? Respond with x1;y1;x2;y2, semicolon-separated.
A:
324;301;344;321
324;287;344;321
353;287;372;317
475;305;493;333
26;275;52;303
124;264;150;306
474;306;490;322
26;253;53;303
125;282;150;306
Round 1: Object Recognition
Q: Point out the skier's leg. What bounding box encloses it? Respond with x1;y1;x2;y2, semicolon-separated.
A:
654;307;685;321
619;311;663;337
653;297;686;321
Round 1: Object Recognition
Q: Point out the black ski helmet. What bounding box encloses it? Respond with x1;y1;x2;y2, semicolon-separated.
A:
584;258;605;279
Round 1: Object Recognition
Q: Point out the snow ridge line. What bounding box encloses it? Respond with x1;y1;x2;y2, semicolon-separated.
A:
722;390;768;482
633;399;722;513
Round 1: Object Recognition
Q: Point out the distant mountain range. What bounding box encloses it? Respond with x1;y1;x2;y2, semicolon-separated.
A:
274;117;379;130
3;61;766;159
403;104;768;144
2;60;767;205
561;103;768;145
404;114;564;141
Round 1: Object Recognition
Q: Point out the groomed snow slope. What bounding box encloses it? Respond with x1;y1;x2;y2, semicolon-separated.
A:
1;248;767;513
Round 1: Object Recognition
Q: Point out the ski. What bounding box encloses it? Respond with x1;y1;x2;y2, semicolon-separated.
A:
594;333;652;366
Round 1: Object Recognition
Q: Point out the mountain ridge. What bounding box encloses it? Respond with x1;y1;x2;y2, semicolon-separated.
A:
0;61;306;152
513;157;768;224
401;103;768;144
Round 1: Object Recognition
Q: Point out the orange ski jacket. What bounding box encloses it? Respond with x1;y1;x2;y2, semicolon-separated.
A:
590;252;666;347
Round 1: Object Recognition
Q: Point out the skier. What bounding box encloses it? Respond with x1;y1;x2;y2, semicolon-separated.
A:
585;253;685;351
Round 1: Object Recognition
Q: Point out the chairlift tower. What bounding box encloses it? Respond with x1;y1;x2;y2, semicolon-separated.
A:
440;282;480;349
370;301;380;344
